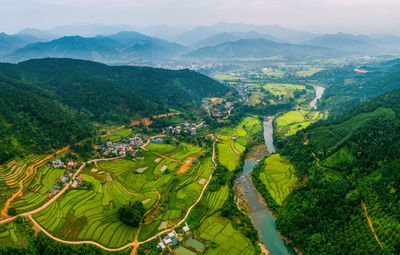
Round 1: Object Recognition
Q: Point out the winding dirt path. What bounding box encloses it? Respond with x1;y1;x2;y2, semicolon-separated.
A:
231;141;241;156
310;149;384;248
361;199;384;248
1;140;217;253
0;146;70;220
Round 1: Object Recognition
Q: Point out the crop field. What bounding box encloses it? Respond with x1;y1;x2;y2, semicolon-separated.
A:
263;83;311;99
139;157;213;241
198;213;256;255
0;155;47;209
259;154;297;205
275;110;320;136
217;142;240;171
106;128;132;142
217;116;261;170
146;143;179;154
32;174;157;248
168;143;202;162
98;156;176;193
0;222;27;247
13;166;65;213
295;67;324;77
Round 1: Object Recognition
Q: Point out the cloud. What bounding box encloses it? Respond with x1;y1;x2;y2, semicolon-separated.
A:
0;0;399;34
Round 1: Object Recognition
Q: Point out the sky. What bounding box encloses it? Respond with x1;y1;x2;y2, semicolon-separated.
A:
1;0;400;34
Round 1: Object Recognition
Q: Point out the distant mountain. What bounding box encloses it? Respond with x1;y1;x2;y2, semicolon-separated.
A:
47;23;135;37
0;33;44;57
0;58;229;162
304;32;376;53
210;22;320;43
189;31;281;49
107;31;186;59
184;38;338;59
171;26;219;45
4;31;187;63
5;36;123;63
17;28;57;40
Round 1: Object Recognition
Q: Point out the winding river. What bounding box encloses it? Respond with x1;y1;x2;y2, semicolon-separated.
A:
234;86;325;255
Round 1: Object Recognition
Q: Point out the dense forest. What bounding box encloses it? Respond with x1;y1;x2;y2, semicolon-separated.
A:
306;59;400;115
275;89;400;254
0;58;229;163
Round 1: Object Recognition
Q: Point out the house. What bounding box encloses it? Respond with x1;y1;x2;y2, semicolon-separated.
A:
163;238;172;245
67;160;75;168
168;231;176;239
151;138;164;144
182;222;190;232
71;180;78;188
52;159;64;167
60;176;67;182
157;242;166;249
190;127;197;135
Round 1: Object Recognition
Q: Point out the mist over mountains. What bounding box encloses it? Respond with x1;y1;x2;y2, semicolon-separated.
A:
1;22;400;64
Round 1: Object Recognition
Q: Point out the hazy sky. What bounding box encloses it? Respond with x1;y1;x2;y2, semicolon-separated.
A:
1;0;400;34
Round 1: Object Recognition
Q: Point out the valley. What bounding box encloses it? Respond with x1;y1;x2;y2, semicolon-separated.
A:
1;44;400;255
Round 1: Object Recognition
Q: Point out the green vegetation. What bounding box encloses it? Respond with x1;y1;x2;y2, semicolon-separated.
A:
0;58;229;163
119;201;146;227
274;110;323;139
275;89;400;254
217;116;262;171
106;129;132;142
258;154;297;206
32;174;156;248
197;214;257;255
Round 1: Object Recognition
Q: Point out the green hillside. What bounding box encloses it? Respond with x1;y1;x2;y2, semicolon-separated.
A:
276;89;400;254
0;58;229;163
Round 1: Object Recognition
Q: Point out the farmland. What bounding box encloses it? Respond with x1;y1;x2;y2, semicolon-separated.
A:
274;110;323;137
259;154;297;206
106;128;132;142
197;213;257;255
217;116;262;171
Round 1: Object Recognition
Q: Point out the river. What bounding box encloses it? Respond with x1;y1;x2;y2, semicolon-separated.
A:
234;86;325;254
309;86;325;110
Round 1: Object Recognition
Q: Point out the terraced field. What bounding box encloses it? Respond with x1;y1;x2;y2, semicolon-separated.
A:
217;116;261;171
0;155;48;214
32;174;157;248
259;154;297;206
275;110;321;137
106;128;132;142
198;213;257;255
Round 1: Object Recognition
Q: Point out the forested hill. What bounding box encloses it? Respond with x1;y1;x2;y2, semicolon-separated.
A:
0;58;229;163
308;58;400;114
276;89;400;254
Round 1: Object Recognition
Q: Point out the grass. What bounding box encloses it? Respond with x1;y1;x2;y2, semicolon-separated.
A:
146;143;178;155
198;213;257;255
217;142;240;171
32;175;157;248
275;110;321;137
263;83;307;97
217;116;261;171
259;154;297;206
174;246;197;255
296;68;324;77
106;128;132;142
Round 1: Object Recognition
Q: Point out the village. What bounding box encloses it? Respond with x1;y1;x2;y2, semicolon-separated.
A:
48;159;84;196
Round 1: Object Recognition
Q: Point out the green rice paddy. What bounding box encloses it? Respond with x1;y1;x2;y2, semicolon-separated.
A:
259;154;297;206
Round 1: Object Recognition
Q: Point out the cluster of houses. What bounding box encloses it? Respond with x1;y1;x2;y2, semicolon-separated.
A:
103;134;144;156
162;121;198;135
157;223;190;250
49;159;78;195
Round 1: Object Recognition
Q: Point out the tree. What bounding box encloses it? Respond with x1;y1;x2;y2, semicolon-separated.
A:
8;207;17;216
118;201;146;227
